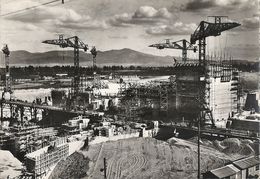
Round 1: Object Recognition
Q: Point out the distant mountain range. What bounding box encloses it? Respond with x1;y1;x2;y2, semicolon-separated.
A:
7;48;176;67
5;47;258;67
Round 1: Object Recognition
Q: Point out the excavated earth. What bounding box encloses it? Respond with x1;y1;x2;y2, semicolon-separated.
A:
50;137;235;179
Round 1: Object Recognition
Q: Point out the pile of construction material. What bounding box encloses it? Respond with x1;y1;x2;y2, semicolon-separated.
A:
213;138;258;157
49;152;89;179
0;150;23;178
189;137;259;158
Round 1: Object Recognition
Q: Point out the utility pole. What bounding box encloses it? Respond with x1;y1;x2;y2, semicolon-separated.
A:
100;157;107;179
197;111;201;179
104;158;107;179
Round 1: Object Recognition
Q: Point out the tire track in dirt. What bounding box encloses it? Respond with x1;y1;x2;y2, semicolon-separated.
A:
106;151;118;179
120;154;138;178
106;141;125;179
89;143;104;178
123;154;148;179
106;144;120;179
114;156;125;179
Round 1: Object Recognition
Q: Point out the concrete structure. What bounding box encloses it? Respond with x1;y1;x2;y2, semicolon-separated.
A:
51;90;67;107
244;92;259;112
105;128;114;137
67;115;90;129
34;127;58;138
209;77;236;128
62;116;90;135
174;62;239;128
121;62;238;127
229;118;260;135
25;137;69;178
140;128;159;138
94;124;115;137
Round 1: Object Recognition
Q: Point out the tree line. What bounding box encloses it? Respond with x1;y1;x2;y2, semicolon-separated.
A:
0;61;257;79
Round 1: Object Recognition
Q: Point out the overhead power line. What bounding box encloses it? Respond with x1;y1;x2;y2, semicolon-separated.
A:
0;0;61;17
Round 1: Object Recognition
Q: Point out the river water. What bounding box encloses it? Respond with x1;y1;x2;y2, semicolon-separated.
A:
1;88;69;103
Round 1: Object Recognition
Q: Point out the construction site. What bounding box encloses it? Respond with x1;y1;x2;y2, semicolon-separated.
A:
0;0;259;178
120;16;240;129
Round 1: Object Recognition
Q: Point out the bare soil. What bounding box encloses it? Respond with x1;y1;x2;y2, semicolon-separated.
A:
80;137;230;179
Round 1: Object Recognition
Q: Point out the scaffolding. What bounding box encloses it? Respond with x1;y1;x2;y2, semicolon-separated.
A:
120;79;176;119
25;137;69;178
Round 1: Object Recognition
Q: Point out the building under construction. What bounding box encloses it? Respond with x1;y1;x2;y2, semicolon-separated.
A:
120;61;239;128
24;137;69;178
120;16;241;128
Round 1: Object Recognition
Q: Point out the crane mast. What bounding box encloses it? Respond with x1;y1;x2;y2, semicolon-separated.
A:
149;39;196;62
191;16;240;109
2;44;12;98
190;16;240;179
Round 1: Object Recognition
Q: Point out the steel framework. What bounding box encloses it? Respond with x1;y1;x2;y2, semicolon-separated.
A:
43;35;97;100
190;16;240;179
121;80;176;119
191;16;240;108
149;39;197;62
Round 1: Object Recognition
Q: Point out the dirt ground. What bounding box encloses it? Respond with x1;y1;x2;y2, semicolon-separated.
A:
0;150;22;178
76;137;231;179
49;152;89;179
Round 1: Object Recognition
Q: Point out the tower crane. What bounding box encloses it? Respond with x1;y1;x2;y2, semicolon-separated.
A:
90;46;97;70
42;35;97;98
190;16;240;109
190;16;240;66
149;39;197;62
191;16;240;179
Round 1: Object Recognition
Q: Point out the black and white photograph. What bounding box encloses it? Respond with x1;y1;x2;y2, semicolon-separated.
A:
0;0;259;178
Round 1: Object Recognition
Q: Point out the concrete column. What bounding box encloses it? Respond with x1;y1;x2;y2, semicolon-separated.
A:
20;106;24;126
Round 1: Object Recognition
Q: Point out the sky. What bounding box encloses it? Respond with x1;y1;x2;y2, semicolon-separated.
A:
0;0;259;60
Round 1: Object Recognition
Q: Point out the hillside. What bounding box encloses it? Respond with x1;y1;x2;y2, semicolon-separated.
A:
8;48;174;66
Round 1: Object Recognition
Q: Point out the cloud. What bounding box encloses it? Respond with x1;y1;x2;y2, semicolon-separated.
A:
182;0;255;12
23;24;41;31
5;6;108;30
241;16;259;30
108;35;128;39
109;6;172;27
133;6;171;19
145;22;197;35
55;20;108;30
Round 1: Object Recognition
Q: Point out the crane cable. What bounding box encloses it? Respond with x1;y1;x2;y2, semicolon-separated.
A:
224;30;229;60
0;0;61;17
